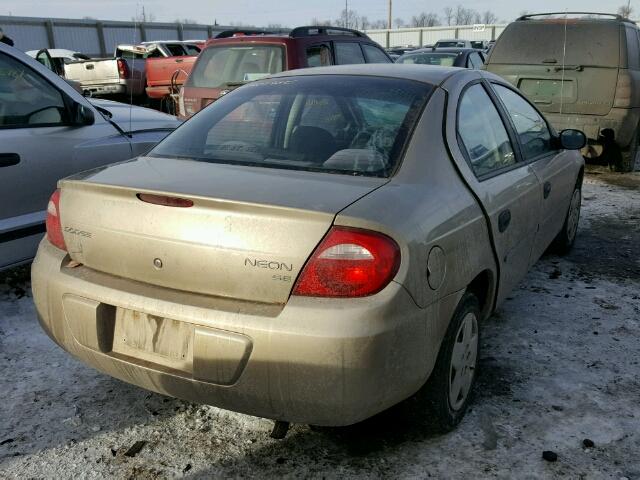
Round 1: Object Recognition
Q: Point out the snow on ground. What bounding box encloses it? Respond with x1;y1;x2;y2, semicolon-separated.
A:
0;172;639;479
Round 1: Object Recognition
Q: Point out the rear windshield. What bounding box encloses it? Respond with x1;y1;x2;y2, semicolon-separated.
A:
397;52;458;66
151;75;432;177
186;45;285;88
490;21;621;67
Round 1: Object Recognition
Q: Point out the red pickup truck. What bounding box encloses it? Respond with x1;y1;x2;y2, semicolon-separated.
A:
144;41;204;101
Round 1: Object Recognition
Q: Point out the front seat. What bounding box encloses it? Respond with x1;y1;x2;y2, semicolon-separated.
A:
289;126;337;164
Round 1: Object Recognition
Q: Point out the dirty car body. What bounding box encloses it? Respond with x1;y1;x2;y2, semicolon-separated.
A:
32;65;585;428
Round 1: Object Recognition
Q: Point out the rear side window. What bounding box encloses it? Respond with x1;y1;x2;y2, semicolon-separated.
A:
458;84;517;177
626;27;640;69
187;45;285;88
334;42;365;65
362;44;392;63
493;85;554;160
183;44;202;55
468;52;484;69
151;75;432;177
490;22;621;67
306;44;332;67
166;44;187;56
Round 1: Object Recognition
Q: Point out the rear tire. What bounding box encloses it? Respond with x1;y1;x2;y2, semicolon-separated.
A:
420;292;480;433
551;182;581;254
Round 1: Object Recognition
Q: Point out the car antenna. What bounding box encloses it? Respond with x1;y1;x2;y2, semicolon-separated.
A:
128;3;140;138
559;10;568;116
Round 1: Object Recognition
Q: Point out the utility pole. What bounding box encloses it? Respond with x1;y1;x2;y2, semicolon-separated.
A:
345;0;349;28
387;0;392;30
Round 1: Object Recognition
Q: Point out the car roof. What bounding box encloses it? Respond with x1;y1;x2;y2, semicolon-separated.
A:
269;63;464;86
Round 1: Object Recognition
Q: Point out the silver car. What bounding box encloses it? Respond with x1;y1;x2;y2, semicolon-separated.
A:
32;65;585;432
0;43;181;270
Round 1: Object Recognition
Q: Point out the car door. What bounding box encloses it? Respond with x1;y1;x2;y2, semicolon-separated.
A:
444;75;542;305
0;49;131;269
490;82;577;264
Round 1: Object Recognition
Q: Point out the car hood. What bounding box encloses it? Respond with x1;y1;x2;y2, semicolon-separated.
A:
89;98;181;133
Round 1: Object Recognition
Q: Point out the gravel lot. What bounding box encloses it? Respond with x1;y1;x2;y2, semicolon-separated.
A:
1;172;639;479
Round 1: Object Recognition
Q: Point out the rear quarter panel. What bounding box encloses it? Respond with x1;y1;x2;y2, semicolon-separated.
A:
336;88;497;310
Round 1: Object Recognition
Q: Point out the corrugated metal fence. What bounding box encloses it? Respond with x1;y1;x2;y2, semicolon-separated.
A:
0;15;506;55
365;24;507;48
0;15;283;57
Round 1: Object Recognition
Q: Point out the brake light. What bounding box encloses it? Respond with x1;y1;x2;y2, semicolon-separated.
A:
117;58;130;79
46;189;67;252
614;71;632;108
293;226;400;298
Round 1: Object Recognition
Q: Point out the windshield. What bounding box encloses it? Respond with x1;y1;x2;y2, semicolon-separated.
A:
397;52;458;66
151;75;432;177
186;45;285;88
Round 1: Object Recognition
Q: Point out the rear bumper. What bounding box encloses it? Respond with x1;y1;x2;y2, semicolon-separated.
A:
32;239;460;426
82;83;127;96
545;108;640;148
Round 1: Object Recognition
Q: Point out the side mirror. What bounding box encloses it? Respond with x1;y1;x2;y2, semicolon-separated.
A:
559;129;586;150
71;102;95;126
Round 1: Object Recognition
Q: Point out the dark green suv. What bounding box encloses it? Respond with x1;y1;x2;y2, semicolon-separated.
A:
486;13;640;171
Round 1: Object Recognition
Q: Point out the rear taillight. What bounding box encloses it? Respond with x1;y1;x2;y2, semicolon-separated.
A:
46;189;67;252
614;71;632;108
293;226;400;298
117;58;130;79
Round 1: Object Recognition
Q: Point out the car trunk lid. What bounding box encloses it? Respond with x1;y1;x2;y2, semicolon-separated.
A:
58;157;386;304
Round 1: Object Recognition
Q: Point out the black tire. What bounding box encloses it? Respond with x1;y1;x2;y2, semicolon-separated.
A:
420;292;481;433
551;181;582;254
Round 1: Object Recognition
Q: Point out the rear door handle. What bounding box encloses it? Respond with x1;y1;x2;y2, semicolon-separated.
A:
543;181;552;199
0;153;20;168
498;209;511;233
175;58;184;63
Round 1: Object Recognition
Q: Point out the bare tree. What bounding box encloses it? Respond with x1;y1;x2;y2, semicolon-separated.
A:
618;4;633;18
131;7;155;23
411;12;440;27
310;17;332;26
443;6;454;25
481;10;498;24
337;8;360;29
394;17;405;28
453;6;475;25
370;19;387;29
360;16;369;30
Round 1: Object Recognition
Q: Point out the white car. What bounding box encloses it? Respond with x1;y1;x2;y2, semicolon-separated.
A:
0;43;181;270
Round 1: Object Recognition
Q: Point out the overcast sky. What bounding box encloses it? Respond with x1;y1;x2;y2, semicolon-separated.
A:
0;0;626;26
